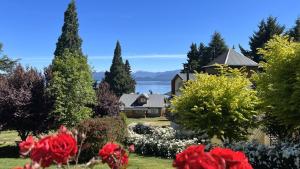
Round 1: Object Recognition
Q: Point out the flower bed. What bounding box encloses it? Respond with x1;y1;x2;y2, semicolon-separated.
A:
125;123;210;158
226;141;300;169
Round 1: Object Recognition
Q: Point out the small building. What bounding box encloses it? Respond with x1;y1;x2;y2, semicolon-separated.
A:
202;48;258;75
171;73;195;96
171;49;258;96
119;93;166;118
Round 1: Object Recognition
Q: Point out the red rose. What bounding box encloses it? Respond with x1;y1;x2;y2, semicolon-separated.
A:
49;133;78;164
30;136;53;168
173;145;221;169
210;147;253;169
19;135;36;156
99;142;129;169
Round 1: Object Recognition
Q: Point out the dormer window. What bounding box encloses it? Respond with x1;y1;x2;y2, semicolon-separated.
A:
139;97;147;104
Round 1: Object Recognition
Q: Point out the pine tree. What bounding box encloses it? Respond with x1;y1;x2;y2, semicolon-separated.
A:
124;59;136;93
54;0;82;57
198;42;209;68
240;16;285;63
0;43;17;74
207;32;228;61
288;17;300;42
104;41;135;96
183;43;200;72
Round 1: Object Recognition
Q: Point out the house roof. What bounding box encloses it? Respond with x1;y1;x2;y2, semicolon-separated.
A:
204;49;258;67
176;73;196;81
119;93;165;108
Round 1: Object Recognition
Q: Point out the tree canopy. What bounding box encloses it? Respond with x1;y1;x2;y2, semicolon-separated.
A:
0;65;51;140
104;41;135;96
0;43;17;74
256;36;300;135
171;67;260;142
240;16;285;63
54;0;83;57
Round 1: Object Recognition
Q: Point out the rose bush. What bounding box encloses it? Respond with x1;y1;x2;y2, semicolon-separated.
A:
173;145;253;169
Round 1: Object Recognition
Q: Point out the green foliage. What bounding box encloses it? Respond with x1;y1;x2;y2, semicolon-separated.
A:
288;17;300;42
207;32;228;61
240;16;285;63
76;117;127;162
182;32;228;73
0;43;17;74
48;50;95;127
171;67;260;142
104;41;135;96
54;0;82;57
256;36;300;134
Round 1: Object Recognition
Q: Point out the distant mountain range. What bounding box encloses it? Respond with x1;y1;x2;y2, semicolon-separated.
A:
92;70;180;81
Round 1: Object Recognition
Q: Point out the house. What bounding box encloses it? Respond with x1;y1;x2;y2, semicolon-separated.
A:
171;49;258;96
119;93;166;118
202;48;258;75
171;73;195;96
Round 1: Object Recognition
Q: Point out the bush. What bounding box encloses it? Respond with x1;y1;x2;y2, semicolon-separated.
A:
256;36;300;137
171;67;260;142
226;141;300;169
76;117;127;162
126;123;209;158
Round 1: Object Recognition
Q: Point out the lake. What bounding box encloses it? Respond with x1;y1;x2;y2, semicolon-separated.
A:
135;81;170;94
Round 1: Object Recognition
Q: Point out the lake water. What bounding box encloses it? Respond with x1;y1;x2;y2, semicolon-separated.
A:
135;81;170;94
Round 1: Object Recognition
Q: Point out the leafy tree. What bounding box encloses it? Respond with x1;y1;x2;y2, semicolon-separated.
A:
207;32;228;61
240;16;285;63
0;43;17;74
54;0;82;57
94;82;120;117
171;67;260;142
288;17;300;42
48;50;95;127
256;36;300;137
0;65;51;140
104;41;135;96
198;42;209;67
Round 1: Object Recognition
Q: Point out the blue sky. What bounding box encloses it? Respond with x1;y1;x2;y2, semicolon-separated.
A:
0;0;299;72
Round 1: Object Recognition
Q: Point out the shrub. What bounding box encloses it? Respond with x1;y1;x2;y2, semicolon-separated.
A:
171;67;260;143
76;117;127;162
256;36;300;137
226;141;300;169
126;123;209;158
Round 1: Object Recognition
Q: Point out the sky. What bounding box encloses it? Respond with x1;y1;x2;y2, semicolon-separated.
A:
0;0;300;72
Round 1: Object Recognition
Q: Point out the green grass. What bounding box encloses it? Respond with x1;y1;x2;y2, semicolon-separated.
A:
127;117;170;126
0;127;173;169
0;154;173;169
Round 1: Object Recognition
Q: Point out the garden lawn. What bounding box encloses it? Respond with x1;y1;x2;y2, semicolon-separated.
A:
0;130;173;169
127;117;170;126
0;154;173;169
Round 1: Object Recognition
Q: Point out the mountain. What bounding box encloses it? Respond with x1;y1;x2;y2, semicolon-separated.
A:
92;70;180;81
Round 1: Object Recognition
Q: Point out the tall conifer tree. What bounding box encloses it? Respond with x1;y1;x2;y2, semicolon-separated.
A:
288;17;300;42
240;16;285;62
207;32;228;61
104;41;135;96
54;0;82;57
48;1;95;127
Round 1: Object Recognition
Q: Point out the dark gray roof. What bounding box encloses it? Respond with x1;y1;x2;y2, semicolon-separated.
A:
204;49;258;67
177;73;195;81
119;93;165;108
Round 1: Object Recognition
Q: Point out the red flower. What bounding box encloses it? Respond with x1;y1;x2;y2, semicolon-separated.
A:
49;133;78;164
30;136;53;168
128;144;135;153
99;142;129;169
19;136;36;156
210;147;253;169
173;145;221;169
